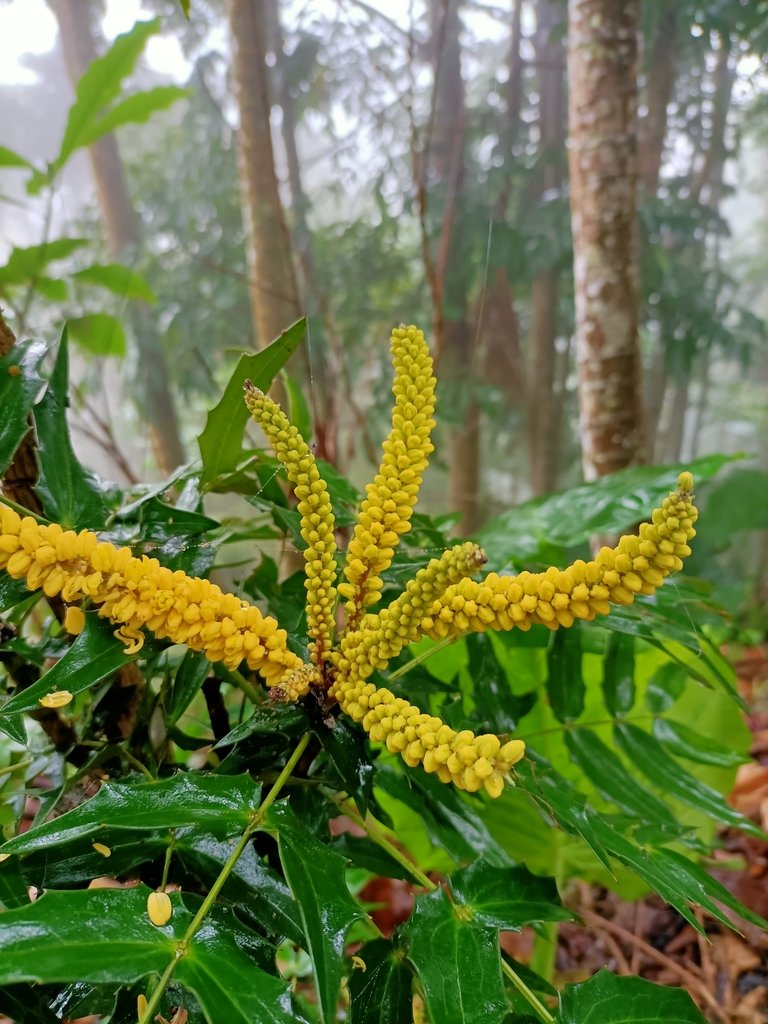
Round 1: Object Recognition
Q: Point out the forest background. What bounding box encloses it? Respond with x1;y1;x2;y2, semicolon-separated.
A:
1;0;768;1022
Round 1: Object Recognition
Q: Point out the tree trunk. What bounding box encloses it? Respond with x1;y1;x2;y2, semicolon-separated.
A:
47;0;185;477
567;0;644;480
227;0;303;349
637;2;678;195
527;0;566;496
427;0;479;534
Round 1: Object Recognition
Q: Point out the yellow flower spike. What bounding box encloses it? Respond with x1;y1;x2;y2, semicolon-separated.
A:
147;890;173;927
39;690;73;709
340;325;436;626
420;475;698;641
334;541;488;685
0;517;303;686
270;663;319;703
244;381;337;669
63;605;85;636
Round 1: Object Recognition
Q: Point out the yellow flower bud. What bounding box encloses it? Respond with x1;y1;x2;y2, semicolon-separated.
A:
39;690;73;709
147;890;172;927
64;606;85;635
92;842;111;858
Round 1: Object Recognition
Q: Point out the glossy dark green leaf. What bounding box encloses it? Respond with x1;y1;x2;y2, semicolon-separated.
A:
501;954;557;997
0;857;30;910
0;888;297;1024
0;614;133;716
546;626;584;722
644;662;686;712
168;650;210;723
565;729;677;826
476;455;733;564
0;574;32;612
450;860;571;928
0;985;60;1024
331;834;421;883
174;830;304;945
602;632;635;715
515;758;611;870
652;718;748;768
558;969;707;1023
34;329;110;528
66;313;126;357
467;634;536;733
315;717;374;815
218;702;309;747
271;802;365;1024
0;714;26;744
349;938;413;1024
400;886;508;1024
71;262;157;302
614;722;764;838
1;773;260;854
0;339;46;474
198;319;306;487
17;829;168;889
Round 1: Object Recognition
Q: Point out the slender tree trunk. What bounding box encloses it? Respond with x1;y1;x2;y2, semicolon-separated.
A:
427;0;478;534
527;0;566;496
227;0;303;350
47;0;185;477
567;0;644;479
637;2;678;195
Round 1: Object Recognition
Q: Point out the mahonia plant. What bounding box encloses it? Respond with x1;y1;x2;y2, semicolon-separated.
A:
0;325;698;799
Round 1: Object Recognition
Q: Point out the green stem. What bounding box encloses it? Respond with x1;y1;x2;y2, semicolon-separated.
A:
139;732;311;1024
160;834;175;891
0;759;32;777
121;746;155;782
330;794;554;1023
387;636;456;682
0;495;50;525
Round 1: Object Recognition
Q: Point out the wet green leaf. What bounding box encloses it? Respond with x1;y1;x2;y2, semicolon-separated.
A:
349;938;413;1024
270;802;365;1023
449;860;571;928
652;718;748;768
198;319;306;488
546;626;584;722
0;338;46;474
34;329;111;529
602;632;635;715
558;969;706;1023
1;773;260;853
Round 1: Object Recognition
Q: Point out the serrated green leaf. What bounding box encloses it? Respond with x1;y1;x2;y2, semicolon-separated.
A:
16;829;169;889
79;86;188;148
198;318;306;488
0;614;133;717
33;329;111;528
271;802;365;1023
614;722;764;838
546;626;584;722
174;830;304;945
602;632;635;715
315;717;374;815
0;239;89;285
0;888;297;1024
449;860;571;929
66;313;126;357
218;702;309;747
558;969;707;1023
349;938;413;1024
71;263;157;303
515;758;611;871
652;718;748;768
565;729;677;827
1;773;260;854
0;574;35;612
331;834;421;883
0;339;46;474
400;886;508;1024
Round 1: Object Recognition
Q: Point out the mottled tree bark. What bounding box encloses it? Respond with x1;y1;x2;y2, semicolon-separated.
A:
528;0;566;496
567;0;644;479
427;0;479;534
47;0;185;476
227;0;303;349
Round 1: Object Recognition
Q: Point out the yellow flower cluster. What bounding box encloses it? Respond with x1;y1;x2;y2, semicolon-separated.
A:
0;321;701;802
0;505;301;682
338;326;436;624
245;381;337;667
420;473;697;639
